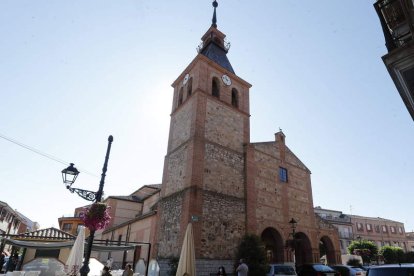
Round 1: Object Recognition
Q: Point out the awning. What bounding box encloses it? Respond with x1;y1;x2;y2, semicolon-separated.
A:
2;238;136;252
3;238;74;249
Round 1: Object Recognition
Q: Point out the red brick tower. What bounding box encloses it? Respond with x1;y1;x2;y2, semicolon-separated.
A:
156;1;252;272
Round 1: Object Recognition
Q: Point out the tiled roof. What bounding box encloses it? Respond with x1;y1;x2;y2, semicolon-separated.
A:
16;227;75;240
200;42;234;74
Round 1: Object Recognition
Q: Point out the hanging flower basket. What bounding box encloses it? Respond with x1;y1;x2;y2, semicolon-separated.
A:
81;202;111;231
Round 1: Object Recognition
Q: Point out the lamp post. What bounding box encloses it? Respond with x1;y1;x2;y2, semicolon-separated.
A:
288;218;297;265
61;135;113;276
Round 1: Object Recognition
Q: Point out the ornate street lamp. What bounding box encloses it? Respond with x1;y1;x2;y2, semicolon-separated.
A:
61;135;113;276
289;218;298;236
286;218;298;264
62;163;79;186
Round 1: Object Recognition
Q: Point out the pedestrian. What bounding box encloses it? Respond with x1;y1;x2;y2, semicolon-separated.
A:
101;266;112;276
122;263;133;276
236;259;248;276
0;253;5;273
106;257;113;270
5;253;18;273
217;265;227;275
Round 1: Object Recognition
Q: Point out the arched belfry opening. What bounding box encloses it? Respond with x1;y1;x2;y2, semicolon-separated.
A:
212;77;220;98
187;77;192;97
320;236;336;265
261;227;284;263
231;88;239;108
178;87;184;106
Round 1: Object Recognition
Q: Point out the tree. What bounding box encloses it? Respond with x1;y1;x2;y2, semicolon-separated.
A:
235;234;268;276
379;246;404;264
348;240;378;264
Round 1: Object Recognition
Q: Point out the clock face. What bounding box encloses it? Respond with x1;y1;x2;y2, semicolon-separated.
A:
183;73;190;85
222;74;231;86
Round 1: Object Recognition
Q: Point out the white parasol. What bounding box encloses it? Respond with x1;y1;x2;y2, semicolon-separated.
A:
65;226;85;276
176;223;196;276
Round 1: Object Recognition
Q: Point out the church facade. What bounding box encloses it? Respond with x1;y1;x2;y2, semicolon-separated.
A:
154;2;341;274
95;3;341;275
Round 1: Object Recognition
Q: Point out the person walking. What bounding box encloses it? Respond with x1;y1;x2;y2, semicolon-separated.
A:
101;266;112;276
236;259;248;276
217;265;227;276
122;263;133;276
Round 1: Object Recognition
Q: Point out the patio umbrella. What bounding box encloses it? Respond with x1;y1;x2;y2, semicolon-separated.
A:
176;223;196;276
65;226;85;276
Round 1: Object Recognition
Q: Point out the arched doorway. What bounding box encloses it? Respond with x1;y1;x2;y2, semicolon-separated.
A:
261;227;284;263
320;236;336;265
293;232;312;265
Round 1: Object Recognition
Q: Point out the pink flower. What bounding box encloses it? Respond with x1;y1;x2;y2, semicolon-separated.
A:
81;203;111;231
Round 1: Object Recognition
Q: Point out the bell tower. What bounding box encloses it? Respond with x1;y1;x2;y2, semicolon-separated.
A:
156;0;252;271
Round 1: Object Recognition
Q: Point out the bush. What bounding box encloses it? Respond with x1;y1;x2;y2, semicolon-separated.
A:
348;240;378;264
235;234;268;276
379;246;404;264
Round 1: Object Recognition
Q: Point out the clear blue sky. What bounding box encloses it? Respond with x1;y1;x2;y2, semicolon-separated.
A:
1;1;414;232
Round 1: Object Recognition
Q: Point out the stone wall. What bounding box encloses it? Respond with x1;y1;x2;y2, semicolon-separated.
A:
157;193;184;258
164;145;188;196
250;141;315;231
203;143;244;197
205;99;244;152
170;100;193;151
200;191;246;259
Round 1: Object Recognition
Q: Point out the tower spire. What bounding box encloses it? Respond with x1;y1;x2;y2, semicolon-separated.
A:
212;0;218;27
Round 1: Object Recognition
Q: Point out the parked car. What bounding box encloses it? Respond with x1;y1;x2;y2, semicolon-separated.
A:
330;265;366;276
366;264;414;276
267;263;297;275
297;264;340;276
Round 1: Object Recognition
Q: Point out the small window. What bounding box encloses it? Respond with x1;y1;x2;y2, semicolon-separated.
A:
187;78;192;97
178;88;184;106
118;234;122;246
231;88;239;108
382;225;388;233
279;167;288;182
375;225;380;233
212;78;220;98
62;223;72;232
366;224;372;232
399;227;404;234
357;223;363;231
390;226;396;233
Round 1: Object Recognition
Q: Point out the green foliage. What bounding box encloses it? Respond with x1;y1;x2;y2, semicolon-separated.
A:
379;246;404;264
235;234;268;276
348;240;378;264
402;252;414;263
346;258;362;267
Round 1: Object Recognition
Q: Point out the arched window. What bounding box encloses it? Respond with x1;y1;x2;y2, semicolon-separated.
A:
178;88;183;106
187;78;192;97
231;88;239;108
212;78;220;98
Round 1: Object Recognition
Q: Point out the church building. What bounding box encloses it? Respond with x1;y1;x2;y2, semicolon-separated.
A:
93;2;341;275
154;1;340;274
